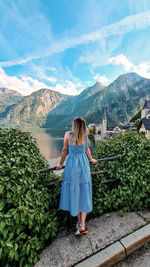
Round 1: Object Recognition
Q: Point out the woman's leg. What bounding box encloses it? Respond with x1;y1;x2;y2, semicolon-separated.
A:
77;212;81;224
80;212;87;230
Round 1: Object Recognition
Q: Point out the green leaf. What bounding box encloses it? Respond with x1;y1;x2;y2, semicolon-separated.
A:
26;243;30;255
6;241;13;248
34;255;39;264
15;251;19;261
27;256;33;264
0;185;4;194
0;221;5;232
19;257;24;267
14;243;18;251
3;229;8;238
15;213;20;224
0;201;4;211
0;247;2;256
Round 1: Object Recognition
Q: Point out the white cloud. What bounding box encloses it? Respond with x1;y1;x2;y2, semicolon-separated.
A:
109;54;150;78
93;74;109;85
134;62;150;78
53;81;82;95
28;63;57;84
1;10;150;67
79;48;110;68
108;54;134;72
0;67;82;96
0;67;51;95
45;76;57;83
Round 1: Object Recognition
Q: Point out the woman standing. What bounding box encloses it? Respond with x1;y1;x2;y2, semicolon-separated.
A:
56;117;97;235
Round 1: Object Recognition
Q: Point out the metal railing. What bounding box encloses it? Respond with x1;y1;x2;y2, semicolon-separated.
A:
39;156;118;173
39;156;118;186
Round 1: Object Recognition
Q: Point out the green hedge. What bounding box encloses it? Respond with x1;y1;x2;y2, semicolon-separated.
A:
0;128;62;266
1;129;150;266
92;131;150;215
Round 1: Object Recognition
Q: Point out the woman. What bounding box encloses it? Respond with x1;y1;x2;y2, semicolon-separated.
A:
56;117;97;235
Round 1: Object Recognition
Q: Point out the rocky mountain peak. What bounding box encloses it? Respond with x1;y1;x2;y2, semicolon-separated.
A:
0;87;22;96
114;72;146;85
94;81;105;88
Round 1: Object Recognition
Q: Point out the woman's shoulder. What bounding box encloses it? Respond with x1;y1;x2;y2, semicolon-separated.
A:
66;130;72;134
64;131;71;138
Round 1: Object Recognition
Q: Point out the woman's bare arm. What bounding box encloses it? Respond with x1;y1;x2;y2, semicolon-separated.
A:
85;147;92;161
56;132;69;169
85;147;97;164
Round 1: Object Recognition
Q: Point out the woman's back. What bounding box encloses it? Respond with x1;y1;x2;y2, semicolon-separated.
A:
68;131;88;155
62;131;91;185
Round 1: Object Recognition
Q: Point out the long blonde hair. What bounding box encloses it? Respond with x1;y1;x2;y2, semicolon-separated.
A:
72;117;87;145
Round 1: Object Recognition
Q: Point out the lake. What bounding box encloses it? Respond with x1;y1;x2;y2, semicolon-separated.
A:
26;127;96;161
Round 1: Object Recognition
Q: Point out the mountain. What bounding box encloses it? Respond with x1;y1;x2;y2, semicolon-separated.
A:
44;72;150;129
44;82;105;127
0;87;23;117
45;81;104;114
0;87;22;96
0;89;67;127
1;72;150;132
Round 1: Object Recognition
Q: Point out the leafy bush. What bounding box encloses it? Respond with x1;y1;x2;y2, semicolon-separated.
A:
0;128;61;266
1;128;150;266
92;131;150;215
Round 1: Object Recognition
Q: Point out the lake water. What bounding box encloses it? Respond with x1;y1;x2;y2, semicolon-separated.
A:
27;127;95;161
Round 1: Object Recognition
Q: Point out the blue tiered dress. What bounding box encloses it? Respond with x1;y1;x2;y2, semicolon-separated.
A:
59;131;92;216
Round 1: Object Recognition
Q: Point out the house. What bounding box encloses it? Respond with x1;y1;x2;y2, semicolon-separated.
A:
95;123;102;134
139;100;150;139
88;108;107;137
113;126;121;133
139;119;150;139
88;123;95;129
141;100;150;119
120;125;130;130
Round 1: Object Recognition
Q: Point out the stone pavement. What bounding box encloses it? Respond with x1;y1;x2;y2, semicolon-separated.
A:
35;210;150;267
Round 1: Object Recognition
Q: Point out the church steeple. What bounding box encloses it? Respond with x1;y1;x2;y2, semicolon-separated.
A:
101;107;107;136
104;107;107;122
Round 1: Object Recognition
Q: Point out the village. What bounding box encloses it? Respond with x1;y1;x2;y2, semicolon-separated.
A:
88;99;150;140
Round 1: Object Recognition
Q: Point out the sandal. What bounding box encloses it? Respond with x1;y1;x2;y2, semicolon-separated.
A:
79;224;88;234
76;222;80;230
75;222;80;235
75;224;88;235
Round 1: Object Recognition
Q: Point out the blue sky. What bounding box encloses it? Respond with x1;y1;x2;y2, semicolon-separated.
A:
0;0;150;95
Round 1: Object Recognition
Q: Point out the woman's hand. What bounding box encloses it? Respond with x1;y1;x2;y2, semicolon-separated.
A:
90;158;98;164
56;164;63;170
